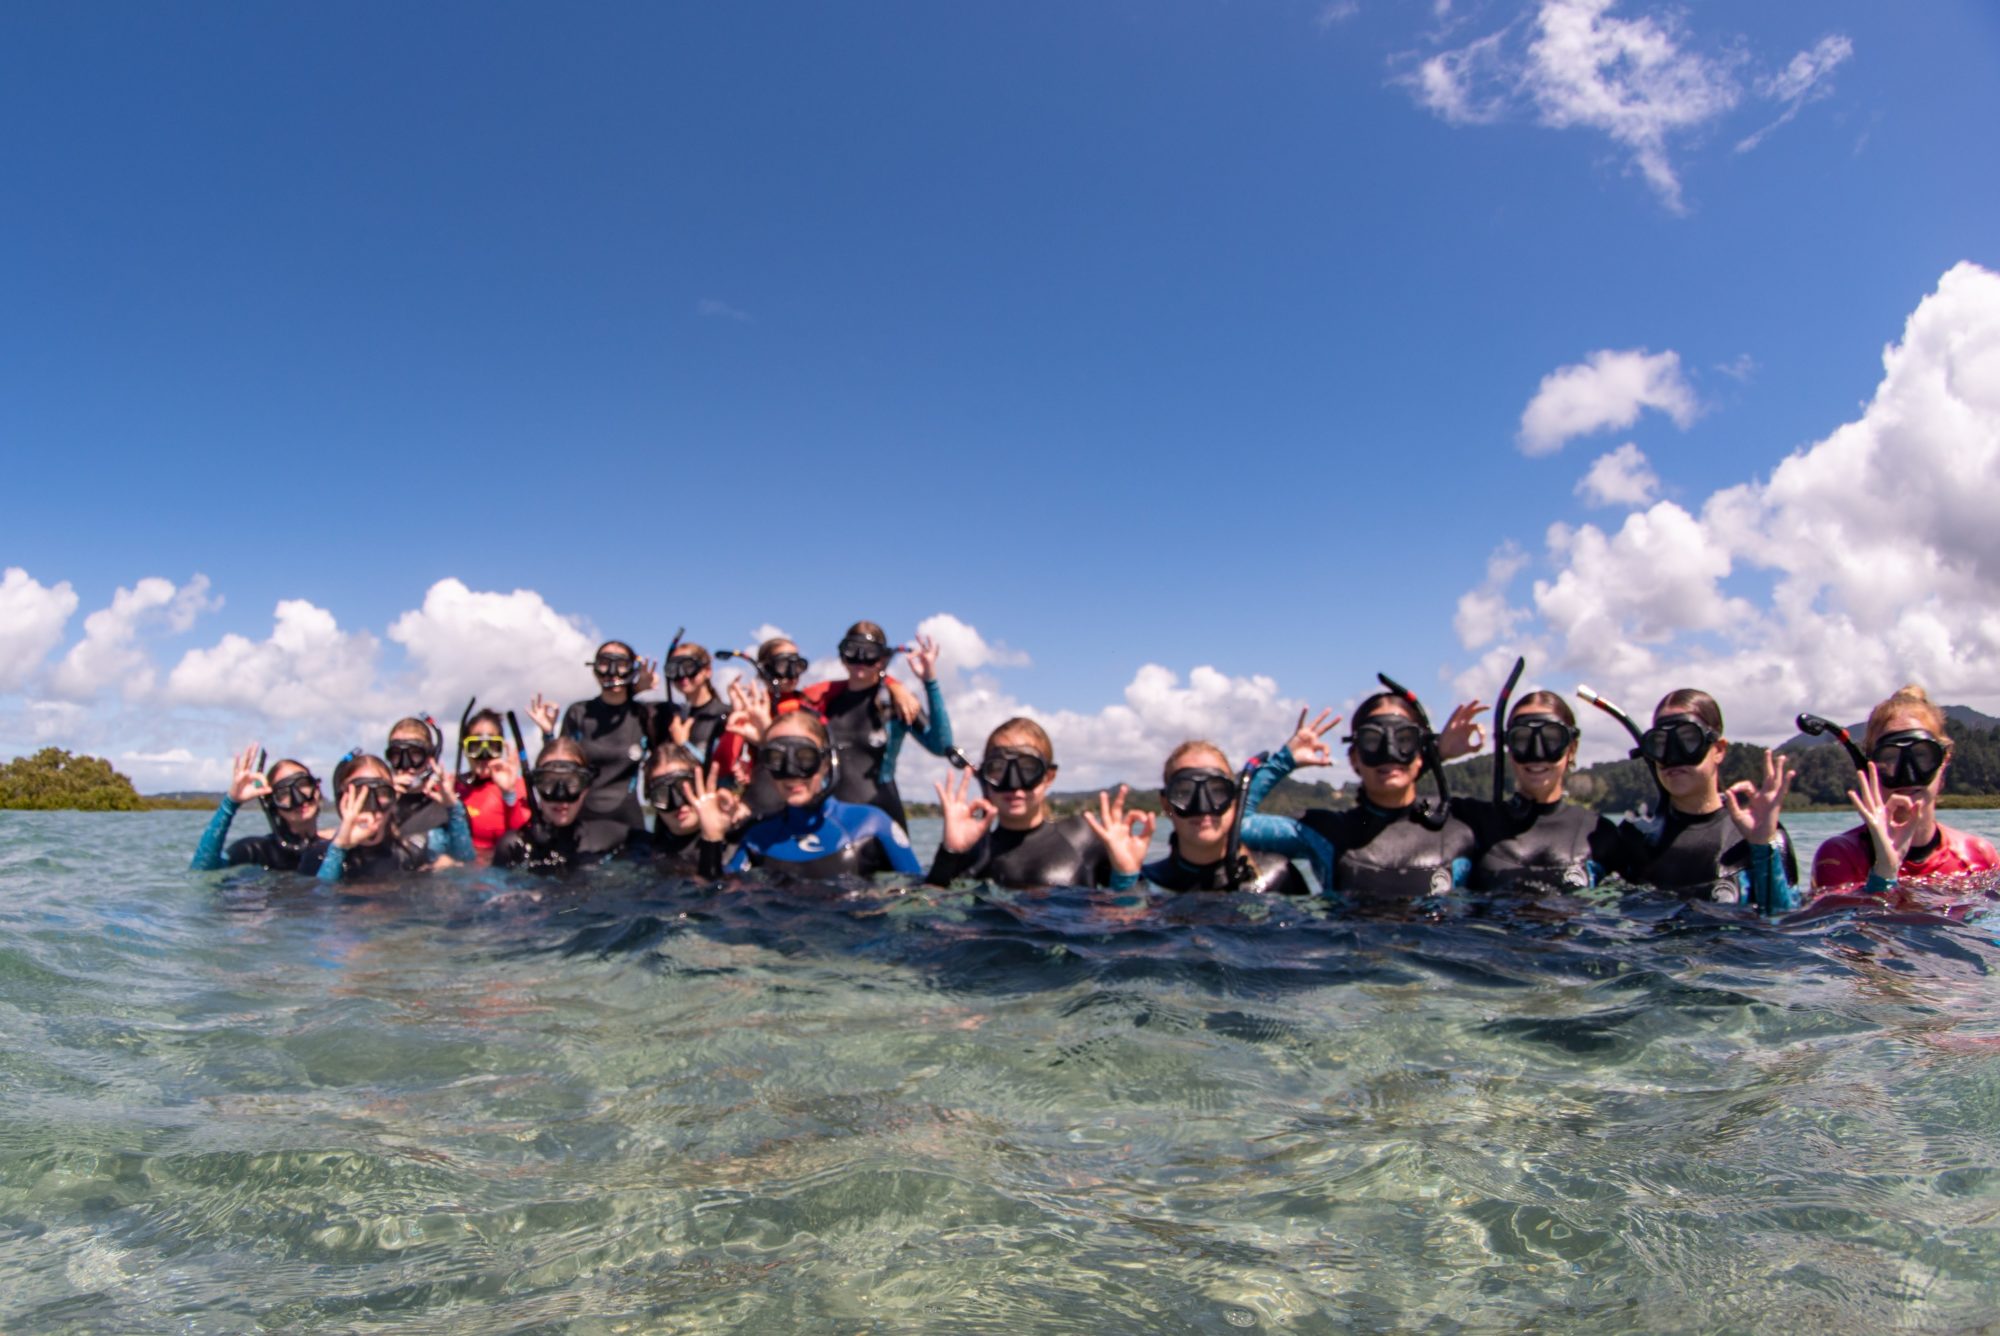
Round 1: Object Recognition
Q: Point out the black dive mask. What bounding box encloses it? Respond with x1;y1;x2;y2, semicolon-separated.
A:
838;635;892;667
591;654;636;688
664;654;704;683
1505;714;1576;764
386;741;435;774
1162;767;1235;818
760;653;809;682
530;764;592;804
1636;714;1718;768
268;773;321;811
1347;717;1425;768
978;749;1050;793
757;737;826;779
647;772;696;811
342;777;396;813
1870;730;1947;789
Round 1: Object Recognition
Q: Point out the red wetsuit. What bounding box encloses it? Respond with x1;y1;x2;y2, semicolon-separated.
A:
1811;822;2000;892
456;774;532;853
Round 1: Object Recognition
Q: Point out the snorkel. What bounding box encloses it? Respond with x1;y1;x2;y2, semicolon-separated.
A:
1374;672;1451;827
1491;656;1526;805
1223;760;1255;889
456;697;477;786
1577;684;1667;810
661;626;685;707
506;710;537;818
1796;712;1868;771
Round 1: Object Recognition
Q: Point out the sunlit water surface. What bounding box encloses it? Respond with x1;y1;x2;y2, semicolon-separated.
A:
5;810;2000;1333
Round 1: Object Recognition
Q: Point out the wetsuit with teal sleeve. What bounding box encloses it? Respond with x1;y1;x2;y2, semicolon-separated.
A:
1235;746;1475;904
315;805;475;882
190;797;328;872
493;818;649;873
926;815;1140;891
1454;796;1621;892
724;796;923;878
1141;838;1309;894
557;697;662;839
1608;807;1798;913
809;678;954;829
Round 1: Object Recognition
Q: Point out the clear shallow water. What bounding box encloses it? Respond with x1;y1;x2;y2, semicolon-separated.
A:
4;811;2000;1333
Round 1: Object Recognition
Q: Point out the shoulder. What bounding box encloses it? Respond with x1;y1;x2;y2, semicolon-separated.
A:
802;681;839;706
1813;826;1868;865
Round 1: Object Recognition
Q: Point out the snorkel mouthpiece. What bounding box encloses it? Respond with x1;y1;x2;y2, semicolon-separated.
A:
1796;711;1869;772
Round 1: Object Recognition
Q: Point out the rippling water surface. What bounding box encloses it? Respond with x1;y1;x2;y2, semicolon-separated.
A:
5;810;2000;1333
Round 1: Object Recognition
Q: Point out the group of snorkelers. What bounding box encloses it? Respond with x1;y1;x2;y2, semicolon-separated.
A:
191;622;1997;915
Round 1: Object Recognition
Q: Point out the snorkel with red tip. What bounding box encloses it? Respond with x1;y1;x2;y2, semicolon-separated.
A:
1577;684;1666;810
1796;712;1868;771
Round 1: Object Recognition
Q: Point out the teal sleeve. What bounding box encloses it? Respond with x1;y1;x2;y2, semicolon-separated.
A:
1451;857;1472;889
1746;842;1798;914
427;805;475;861
1110;869;1138;891
191;798;241;871
1863;871;1894;895
878;679;955;783
1239;813;1337;896
1244;746;1297;815
317;845;347;882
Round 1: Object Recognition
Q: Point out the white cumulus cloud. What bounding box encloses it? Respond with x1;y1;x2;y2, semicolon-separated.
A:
48;575;218;701
389;579;601;713
1575;442;1661;507
1518;348;1697;455
164;599;387;725
0;568;78;692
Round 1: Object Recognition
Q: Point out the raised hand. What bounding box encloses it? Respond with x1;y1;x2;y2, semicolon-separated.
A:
1722;750;1794;847
528;693;559;736
934;768;996;853
1848;761;1920;881
726;681;773;744
904;634;940;683
1284;708;1342;768
228;744;271;804
633;656;659;694
687;764;743;842
665;712;695;748
333;786;381;850
1082;784;1156;876
423;760;461;809
487;751;521;795
1437;700;1489;762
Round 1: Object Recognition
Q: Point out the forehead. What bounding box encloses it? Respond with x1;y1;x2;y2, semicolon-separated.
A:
468;718;503;733
767;714;820;741
271;760;309;780
1170;748;1229;772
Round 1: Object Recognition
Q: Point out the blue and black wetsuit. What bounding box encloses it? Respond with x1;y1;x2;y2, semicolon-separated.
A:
1235;746;1475;906
1608;807;1798;913
726;796;923;879
1142;839;1308;894
1455;796;1620;893
190;797;329;872
926;815;1139;891
811;678;954;828
316;807;475;882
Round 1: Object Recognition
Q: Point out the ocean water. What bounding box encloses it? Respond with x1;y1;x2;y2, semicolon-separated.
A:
4;809;2000;1334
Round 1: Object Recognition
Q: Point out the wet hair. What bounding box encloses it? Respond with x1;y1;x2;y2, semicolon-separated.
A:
1353;692;1419;724
333;753;391;791
845;620;889;646
1865;683;1951;753
757;637;798;665
465;708;505;735
388;716;433;745
535;738;590;770
596;640;636;661
266;758;311;785
987;717;1054;761
1508;691;1579;764
1653;688;1723;734
646;742;701;778
767;711;831;749
670;643;711;672
1163;740;1230;779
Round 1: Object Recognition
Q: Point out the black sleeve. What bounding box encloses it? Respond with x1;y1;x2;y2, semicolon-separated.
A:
224;835;279;868
927;840;984;887
493;832;528;868
1588;815;1623;878
697;839;727;880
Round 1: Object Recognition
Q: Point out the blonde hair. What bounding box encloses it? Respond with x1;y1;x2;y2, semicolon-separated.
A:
1163;740;1230;779
1865;684;1950;753
988;717;1054;761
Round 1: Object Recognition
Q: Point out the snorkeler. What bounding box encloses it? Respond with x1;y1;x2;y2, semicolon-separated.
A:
1438;683;1621;892
492;739;648;872
709;712;923;878
528;639;664;845
385;716;454;842
926;719;1148;891
1600;689;1798;913
1141;741;1308;894
801;623;953;828
710;637;822;821
189;743;332;872
1810;685;1999;895
454;707;531;855
660;643;732;762
641;742;723;877
1236;685;1477;906
316;752;474;881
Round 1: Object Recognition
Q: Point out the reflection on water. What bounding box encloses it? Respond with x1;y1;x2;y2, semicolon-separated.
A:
3;810;1999;1333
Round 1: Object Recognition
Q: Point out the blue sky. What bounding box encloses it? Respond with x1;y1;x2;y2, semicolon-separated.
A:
4;1;1998;789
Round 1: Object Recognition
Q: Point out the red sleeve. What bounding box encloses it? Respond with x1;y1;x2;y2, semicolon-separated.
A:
1811;828;1873;892
800;682;837;714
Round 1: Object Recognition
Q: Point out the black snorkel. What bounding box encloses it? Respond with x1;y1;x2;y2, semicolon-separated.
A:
1223;758;1256;889
1577;684;1667;812
662;625;685;706
1376;672;1451;828
456;697;477;786
506;709;537;818
1492;656;1526;805
1796;712;1868;772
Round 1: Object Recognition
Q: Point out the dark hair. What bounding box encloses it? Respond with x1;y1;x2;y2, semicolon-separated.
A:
670;643;711;671
1653;688;1723;734
596;640;635;660
535;738;590;769
266;758;310;784
757;636;798;666
844;620;888;645
1353;692;1419;724
465;708;505;735
768;711;831;748
1509;690;1576;730
646;742;700;777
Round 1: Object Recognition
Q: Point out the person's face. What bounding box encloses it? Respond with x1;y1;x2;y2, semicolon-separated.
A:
1504;713;1576;804
387;731;434;793
1162;755;1234;846
648;767;701;835
530;763;591;828
760;642;805;694
1348;709;1423;802
667;654;711;696
267;761;321;834
978;742;1056;823
1873;710;1948;816
341;765;396;844
1646;712;1725;803
592;644;637;700
762;719;828;807
1510;749;1571;804
463;722;506;778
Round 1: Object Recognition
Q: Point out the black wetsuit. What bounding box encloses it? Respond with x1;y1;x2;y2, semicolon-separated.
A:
926;815;1131;890
820;685;906;824
665;692;732;764
494;818;645;873
1300;802;1478;905
559;697;663;839
394;790;450;842
1456;797;1621;893
231;832;329;872
648;824;725;878
1142;840;1309;895
1608;806;1799;905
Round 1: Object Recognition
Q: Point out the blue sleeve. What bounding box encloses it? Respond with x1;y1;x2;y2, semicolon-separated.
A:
879;817;925;876
425;804;475;861
191;798;240;871
1239;812;1337;896
317;845;347;882
878;679;954;783
725;838;753;873
1746;841;1798;915
1451;857;1472;889
1244;746;1297;815
1109;869;1139;892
